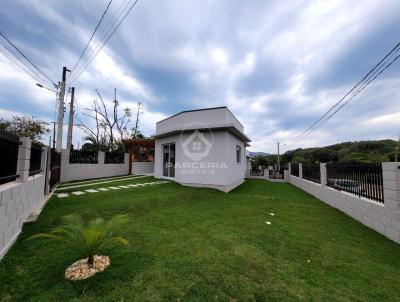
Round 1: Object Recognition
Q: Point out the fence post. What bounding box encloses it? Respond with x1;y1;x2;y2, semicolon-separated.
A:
320;163;327;186
288;162;291;177
98;151;105;164
284;169;289;181
16;137;31;183
40;147;47;173
41;147;49;194
382;162;400;242
299;163;303;178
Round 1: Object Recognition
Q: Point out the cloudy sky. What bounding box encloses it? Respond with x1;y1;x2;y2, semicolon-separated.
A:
0;0;399;153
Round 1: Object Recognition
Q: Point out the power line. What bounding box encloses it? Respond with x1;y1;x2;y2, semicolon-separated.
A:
0;31;56;86
319;53;400;127
69;0;135;83
0;39;53;86
289;42;400;148
292;53;400;147
69;0;140;84
285;41;400;150
26;0;60;47
68;0;113;77
0;45;43;83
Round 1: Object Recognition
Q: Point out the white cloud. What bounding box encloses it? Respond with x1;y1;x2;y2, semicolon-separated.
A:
0;0;399;153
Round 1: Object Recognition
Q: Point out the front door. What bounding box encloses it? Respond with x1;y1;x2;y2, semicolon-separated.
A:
162;143;175;178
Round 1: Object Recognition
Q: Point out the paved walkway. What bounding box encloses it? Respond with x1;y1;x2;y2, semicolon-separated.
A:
56;180;170;198
56;175;149;191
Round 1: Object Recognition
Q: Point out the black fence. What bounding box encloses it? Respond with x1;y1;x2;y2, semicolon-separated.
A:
277;165;288;179
69;150;98;164
0;130;20;184
250;169;264;176
50;149;61;191
291;163;299;177
327;163;384;203
302;164;321;183
29;143;42;176
105;151;125;164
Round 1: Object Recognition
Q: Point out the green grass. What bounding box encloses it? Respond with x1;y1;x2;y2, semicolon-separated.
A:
55;176;155;193
1;179;400;301
57;174;133;187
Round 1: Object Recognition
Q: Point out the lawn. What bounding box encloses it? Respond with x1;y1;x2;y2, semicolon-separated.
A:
1;178;400;301
55;175;156;193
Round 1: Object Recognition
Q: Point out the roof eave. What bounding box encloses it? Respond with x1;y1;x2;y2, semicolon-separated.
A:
152;124;251;143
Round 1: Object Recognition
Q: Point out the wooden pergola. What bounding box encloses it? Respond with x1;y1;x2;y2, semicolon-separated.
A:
123;138;155;174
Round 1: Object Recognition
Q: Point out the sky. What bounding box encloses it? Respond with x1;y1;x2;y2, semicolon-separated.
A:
0;0;399;153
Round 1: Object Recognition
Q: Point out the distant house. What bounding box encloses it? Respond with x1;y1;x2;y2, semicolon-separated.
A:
153;106;251;192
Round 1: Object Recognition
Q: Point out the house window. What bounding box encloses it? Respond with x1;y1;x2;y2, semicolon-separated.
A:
236;145;241;164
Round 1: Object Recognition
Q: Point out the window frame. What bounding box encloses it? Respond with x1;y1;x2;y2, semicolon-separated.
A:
236;145;242;164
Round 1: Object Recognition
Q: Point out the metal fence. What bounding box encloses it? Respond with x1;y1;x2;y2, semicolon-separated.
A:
250;169;264;176
50;149;61;191
69;150;98;164
0;130;20;184
29;143;42;176
276;165;288;179
302;164;320;183
326;163;384;203
291;163;299;177
105;151;124;164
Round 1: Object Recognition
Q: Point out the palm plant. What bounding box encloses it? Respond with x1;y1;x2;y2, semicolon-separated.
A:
28;214;129;266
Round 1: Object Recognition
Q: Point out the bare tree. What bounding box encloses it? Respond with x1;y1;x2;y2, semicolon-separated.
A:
132;102;144;138
76;89;143;151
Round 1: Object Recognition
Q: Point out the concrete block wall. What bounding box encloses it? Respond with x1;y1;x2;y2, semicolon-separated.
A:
60;150;130;182
289;162;400;244
0;136;48;260
0;176;45;259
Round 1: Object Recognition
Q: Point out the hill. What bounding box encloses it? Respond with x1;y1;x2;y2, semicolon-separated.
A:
282;139;398;164
252;140;398;168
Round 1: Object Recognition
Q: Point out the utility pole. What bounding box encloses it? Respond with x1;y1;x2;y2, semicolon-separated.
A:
277;142;280;173
66;87;75;150
52;122;56;149
395;136;399;162
56;66;70;151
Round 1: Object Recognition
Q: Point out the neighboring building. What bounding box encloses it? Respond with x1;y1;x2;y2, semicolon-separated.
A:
245;150;255;176
153;106;251;192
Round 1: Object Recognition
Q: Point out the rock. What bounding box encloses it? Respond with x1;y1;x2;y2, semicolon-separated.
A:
65;255;111;281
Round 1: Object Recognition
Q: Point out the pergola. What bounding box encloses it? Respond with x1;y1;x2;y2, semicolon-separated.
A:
123;138;155;174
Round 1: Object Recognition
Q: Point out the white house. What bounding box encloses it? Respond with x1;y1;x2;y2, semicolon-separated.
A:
153;106;251;192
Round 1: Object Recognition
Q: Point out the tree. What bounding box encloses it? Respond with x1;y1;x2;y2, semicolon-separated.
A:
0;115;49;142
0;118;10;130
28;213;129;267
281;139;397;164
76;88;144;151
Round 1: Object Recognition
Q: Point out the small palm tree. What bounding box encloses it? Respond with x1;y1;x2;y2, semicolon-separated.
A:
29;214;129;266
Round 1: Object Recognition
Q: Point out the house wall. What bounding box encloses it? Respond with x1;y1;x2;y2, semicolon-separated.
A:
289;163;400;244
156;107;244;135
60;150;129;183
132;161;154;174
154;131;246;192
225;132;246;187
